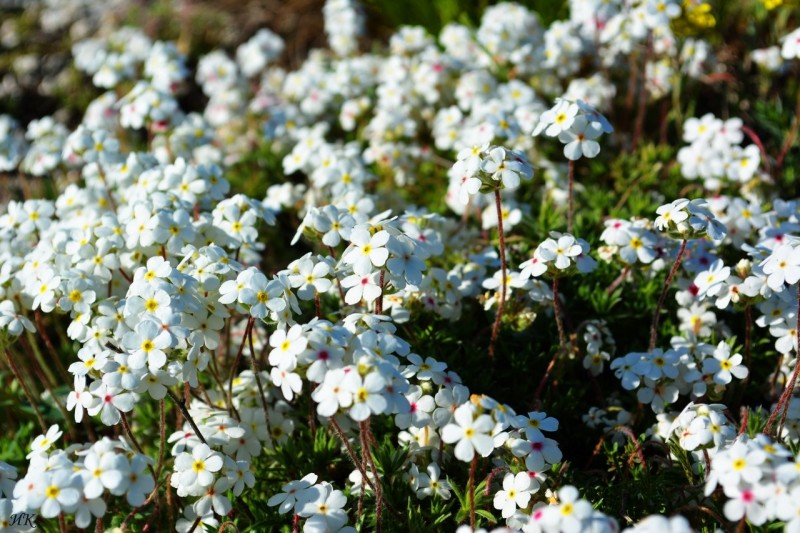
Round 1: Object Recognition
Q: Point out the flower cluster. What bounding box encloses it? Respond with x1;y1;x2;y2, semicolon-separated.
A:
704;434;800;527
611;339;748;413
654;198;727;241
519;232;597;280
12;428;154;528
677;113;762;189
533;98;613;161
0;0;799;530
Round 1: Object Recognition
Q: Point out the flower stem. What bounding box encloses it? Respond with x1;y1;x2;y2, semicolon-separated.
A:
360;421;383;533
33;310;71;383
468;456;477;530
19;337;77;440
765;284;800;436
606;265;631;294
247;321;273;445
330;417;375;494
567;159;575;233
120;411;145;455
376;269;385;315
165;388;208;445
227;317;254;416
155;399;166;480
553;277;566;348
776;93;800;172
649;239;687;351
328;246;347;302
744;304;752;384
489;189;507;359
4;348;47;432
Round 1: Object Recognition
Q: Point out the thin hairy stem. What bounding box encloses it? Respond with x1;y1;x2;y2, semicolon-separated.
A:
468;456;478;531
765;285;800;436
247;321;273;445
227;317;254;417
567;159;576;233
489;189;507;358
649;239;687;351
166;388;208;445
4;348;47;432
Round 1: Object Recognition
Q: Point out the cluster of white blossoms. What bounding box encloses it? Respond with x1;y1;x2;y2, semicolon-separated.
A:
667;402;737;457
580;320;616;376
532;98;614;161
323;0;365;57
704;434;800;527
677;113;762;190
268;474;355;532
0;0;800;530
519;232;597;280
8;427;154;529
611;340;748;414
654;198;727;241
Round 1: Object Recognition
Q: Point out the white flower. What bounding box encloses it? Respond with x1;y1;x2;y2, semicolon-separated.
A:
267;473;318;514
343;228;390;276
538;234;583;270
493;472;533;518
34;469;81;518
174;443;223;489
122;319;172;370
343;370;388;422
558;116;603;160
27;424;62;459
441;403;495;462
694;259;730;299
297;482;349;532
702;342;748;385
88;383;135;425
761;244;800;292
534;99;580;137
340;271;382;305
416;463;451;499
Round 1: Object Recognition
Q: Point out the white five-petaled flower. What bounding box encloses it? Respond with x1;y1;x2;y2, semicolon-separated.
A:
122;319;172;370
761;244;800;292
267;473;318;514
441;403;495;462
343;228;390;275
702;342;748;385
534;98;579;137
558;116;603;160
175;443;223;488
493;472;534;518
27;424;63;459
538;235;583;270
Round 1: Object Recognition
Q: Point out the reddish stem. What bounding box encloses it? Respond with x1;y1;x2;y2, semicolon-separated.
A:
468;456;477;531
4;348;47;432
649;239;687;351
489;190;507;358
567;160;575;233
741;126;772;175
765;285;800;436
